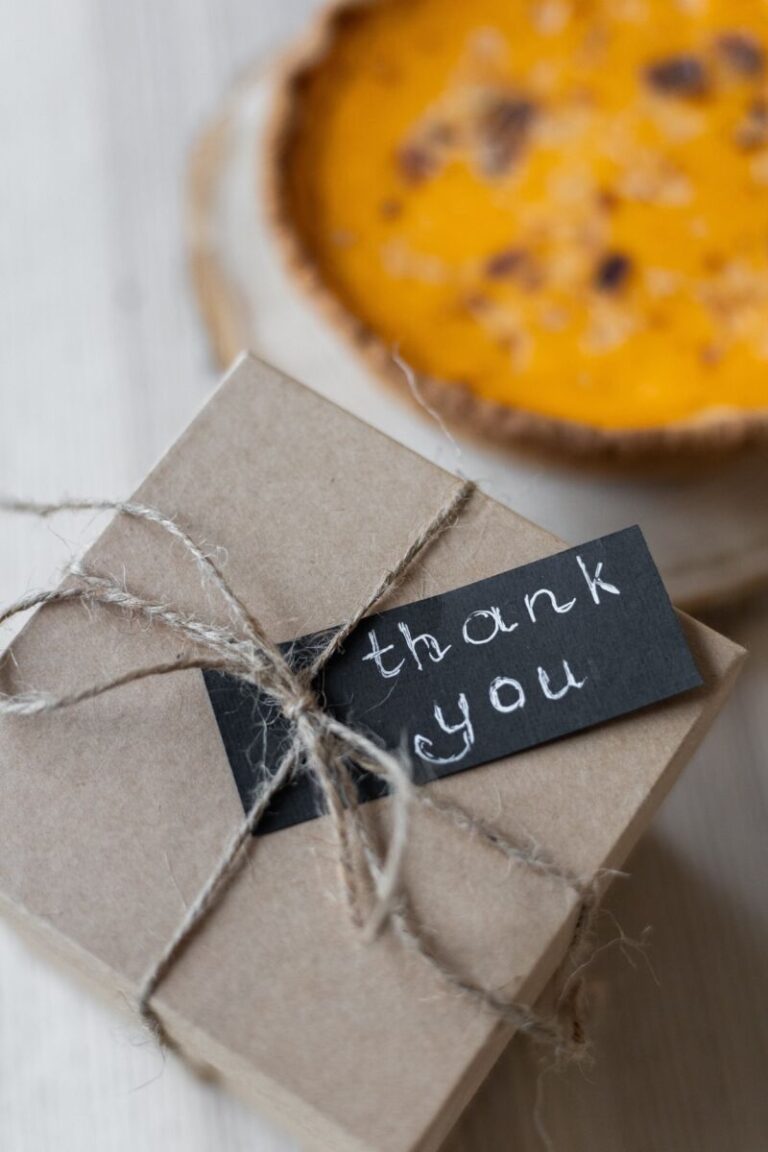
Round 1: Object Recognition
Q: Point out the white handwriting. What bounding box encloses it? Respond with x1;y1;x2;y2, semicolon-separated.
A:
524;587;577;622
538;660;587;700
362;629;405;679
489;675;526;713
462;606;518;645
397;621;452;671
576;555;620;604
413;693;475;765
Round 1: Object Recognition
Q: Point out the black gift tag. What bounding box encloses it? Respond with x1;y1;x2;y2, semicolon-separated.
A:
204;527;702;835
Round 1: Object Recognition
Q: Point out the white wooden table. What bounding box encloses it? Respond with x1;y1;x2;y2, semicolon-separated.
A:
1;3;766;1149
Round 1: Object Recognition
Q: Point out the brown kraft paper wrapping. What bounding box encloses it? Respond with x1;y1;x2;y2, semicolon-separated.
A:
0;355;746;1152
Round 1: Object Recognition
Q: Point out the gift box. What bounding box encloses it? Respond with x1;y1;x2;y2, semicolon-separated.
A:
0;356;744;1152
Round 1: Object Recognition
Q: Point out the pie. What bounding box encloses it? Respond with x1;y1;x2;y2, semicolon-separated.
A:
267;0;768;454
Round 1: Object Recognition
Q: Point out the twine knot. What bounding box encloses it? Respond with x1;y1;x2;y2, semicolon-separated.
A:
281;686;319;725
0;482;602;1063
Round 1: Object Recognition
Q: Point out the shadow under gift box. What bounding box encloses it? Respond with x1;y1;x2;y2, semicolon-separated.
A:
0;356;745;1152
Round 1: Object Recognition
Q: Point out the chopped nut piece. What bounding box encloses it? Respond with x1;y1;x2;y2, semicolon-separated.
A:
734;98;768;150
484;247;526;278
644;54;709;98
461;292;491;314
596;187;620;212
618;155;693;205
540;304;568;331
426;121;456;146
716;32;765;78
396;143;438;183
594;252;633;291
378;198;403;220
703;252;727;273
532;0;571;36
476;96;538;176
699;342;724;366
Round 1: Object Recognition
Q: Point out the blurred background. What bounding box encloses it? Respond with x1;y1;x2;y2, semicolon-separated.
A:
1;2;767;1150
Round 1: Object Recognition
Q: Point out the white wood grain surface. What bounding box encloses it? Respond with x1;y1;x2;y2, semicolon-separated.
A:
0;2;766;1150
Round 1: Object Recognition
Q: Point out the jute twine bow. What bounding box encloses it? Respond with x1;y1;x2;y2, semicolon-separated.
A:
0;483;604;1059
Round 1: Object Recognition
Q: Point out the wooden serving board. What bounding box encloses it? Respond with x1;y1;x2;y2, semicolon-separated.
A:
187;68;768;612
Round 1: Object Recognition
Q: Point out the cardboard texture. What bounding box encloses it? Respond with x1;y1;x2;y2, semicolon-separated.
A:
0;356;745;1152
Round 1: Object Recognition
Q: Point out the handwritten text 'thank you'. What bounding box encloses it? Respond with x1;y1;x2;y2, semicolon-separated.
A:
360;553;620;766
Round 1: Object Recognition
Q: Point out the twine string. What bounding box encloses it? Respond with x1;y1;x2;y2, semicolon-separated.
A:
0;484;600;1059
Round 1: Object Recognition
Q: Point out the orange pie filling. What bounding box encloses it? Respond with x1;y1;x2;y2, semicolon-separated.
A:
282;0;768;431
